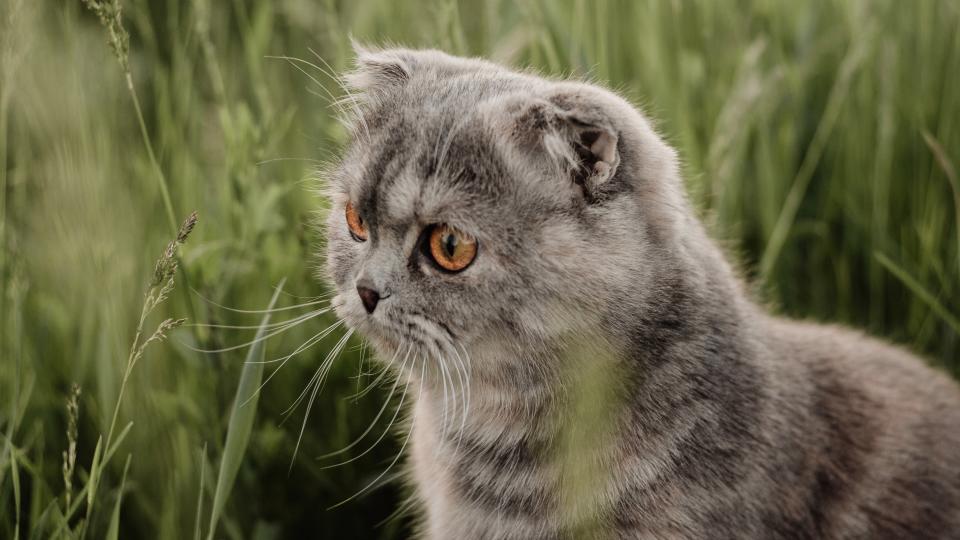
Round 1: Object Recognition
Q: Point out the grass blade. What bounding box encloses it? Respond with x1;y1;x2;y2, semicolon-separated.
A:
28;499;67;540
193;443;207;540
759;29;873;278
50;421;133;537
82;435;103;533
875;252;960;335
11;446;21;539
207;280;285;540
101;422;133;472
922;131;960;272
105;454;132;540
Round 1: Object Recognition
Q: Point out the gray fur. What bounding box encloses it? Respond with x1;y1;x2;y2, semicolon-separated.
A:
321;46;960;539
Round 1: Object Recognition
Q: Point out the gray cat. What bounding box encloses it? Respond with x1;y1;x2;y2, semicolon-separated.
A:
322;46;960;539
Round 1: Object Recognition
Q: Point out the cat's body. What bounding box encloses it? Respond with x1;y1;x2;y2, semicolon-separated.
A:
323;47;960;539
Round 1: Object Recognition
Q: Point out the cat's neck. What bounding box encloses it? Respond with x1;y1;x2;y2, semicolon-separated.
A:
411;231;760;452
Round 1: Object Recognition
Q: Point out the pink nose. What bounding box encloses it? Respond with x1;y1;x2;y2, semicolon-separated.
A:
356;286;380;314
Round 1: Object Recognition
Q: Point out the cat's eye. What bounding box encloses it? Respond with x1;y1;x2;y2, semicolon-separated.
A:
428;224;477;272
345;201;367;242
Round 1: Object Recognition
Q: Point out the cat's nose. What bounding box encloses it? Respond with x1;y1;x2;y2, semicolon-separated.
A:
356;286;381;314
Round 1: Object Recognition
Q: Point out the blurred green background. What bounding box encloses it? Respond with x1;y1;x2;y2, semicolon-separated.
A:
1;0;958;538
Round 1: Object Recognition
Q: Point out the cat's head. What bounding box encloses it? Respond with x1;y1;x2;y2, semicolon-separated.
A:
322;46;685;374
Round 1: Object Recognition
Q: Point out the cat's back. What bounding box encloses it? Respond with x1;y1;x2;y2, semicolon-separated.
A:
761;316;960;539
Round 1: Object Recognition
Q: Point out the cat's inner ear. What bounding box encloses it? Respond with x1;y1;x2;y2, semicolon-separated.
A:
513;97;620;197
567;119;619;192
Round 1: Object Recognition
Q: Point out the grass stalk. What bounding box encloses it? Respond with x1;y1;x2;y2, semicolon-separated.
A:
80;211;196;538
125;71;179;235
760;28;873;278
81;0;178;235
875;252;960;335
206;280;285;540
922;132;960;272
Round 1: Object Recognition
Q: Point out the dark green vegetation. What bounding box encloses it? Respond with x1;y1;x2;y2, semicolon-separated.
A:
1;0;958;537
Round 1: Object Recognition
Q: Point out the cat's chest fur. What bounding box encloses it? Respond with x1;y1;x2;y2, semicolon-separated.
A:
409;382;568;540
404;347;666;540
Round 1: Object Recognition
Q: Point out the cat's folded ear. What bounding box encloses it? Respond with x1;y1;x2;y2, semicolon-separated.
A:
512;94;620;198
345;41;415;101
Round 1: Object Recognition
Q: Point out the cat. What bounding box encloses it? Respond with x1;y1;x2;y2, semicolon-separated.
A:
321;45;960;539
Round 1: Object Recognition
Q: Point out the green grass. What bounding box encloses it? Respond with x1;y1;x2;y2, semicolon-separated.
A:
1;0;958;537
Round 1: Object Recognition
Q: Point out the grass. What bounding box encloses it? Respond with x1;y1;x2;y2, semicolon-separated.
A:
1;0;958;537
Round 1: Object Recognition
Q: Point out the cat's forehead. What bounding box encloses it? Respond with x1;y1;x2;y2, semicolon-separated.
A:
333;58;575;230
341;112;518;230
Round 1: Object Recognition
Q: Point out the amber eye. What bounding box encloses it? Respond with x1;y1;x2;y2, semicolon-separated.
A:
428;224;478;272
345;201;367;242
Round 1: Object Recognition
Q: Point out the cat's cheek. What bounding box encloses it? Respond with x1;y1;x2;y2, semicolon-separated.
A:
331;293;366;330
330;294;347;317
324;231;364;291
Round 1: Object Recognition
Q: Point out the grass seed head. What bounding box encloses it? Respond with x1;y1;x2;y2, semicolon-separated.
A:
61;383;81;509
80;0;130;71
151;211;198;288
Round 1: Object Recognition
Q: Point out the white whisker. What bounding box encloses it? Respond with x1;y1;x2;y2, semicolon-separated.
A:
317;360;411;470
317;351;409;461
448;343;470;451
267;55;346;114
306;47;372;144
349;342;403;400
252;320;344;369
185;307;332;354
192;287;333;314
453;343;473;450
282;327;352;418
438;350;451;439
256;156;326;166
288;328;354;471
275;289;333;301
352;342;411;401
244;321;343;413
327;355;425;509
185;307;329;330
268;52;373;146
308;47;351;96
354;339;370;395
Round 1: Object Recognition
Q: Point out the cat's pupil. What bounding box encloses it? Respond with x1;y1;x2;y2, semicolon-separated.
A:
443;233;457;257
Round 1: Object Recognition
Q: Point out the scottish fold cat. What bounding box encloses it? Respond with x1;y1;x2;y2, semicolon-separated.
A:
322;47;960;539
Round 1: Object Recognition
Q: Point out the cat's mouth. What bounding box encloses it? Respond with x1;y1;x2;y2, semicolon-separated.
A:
334;293;459;363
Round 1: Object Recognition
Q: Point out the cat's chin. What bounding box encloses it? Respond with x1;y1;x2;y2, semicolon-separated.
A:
367;333;400;354
345;322;405;358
